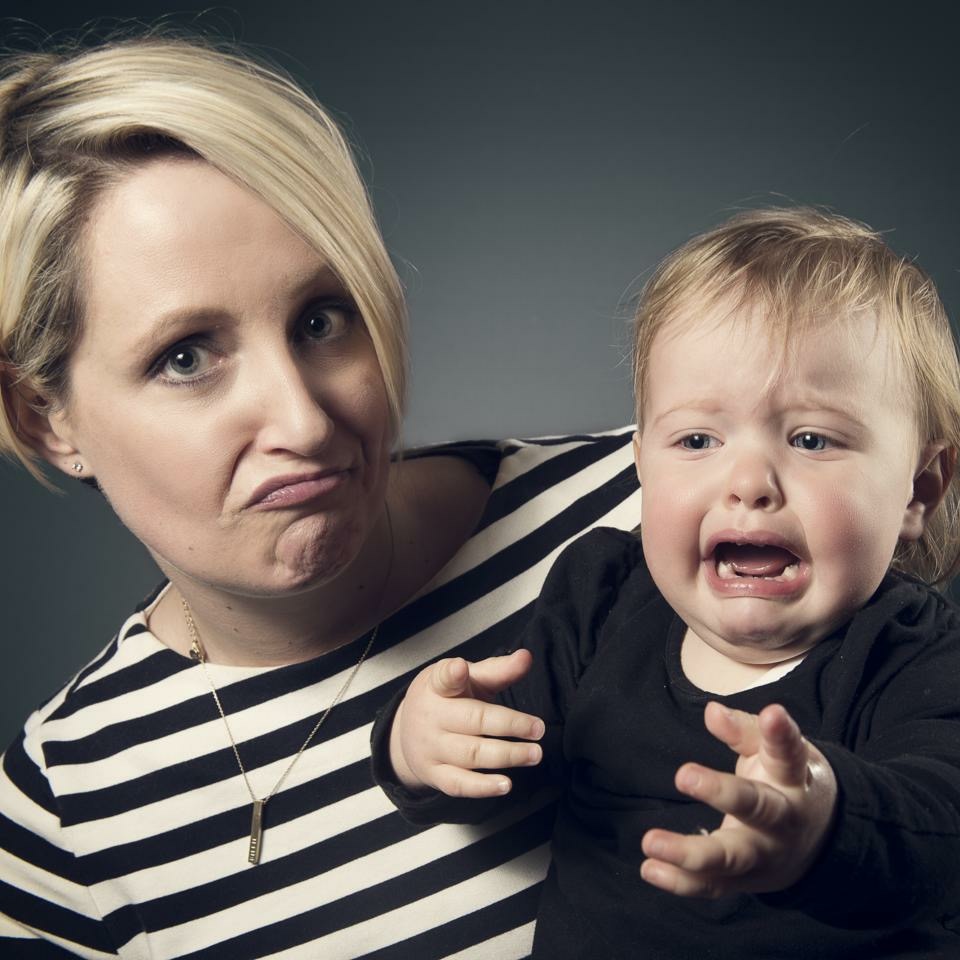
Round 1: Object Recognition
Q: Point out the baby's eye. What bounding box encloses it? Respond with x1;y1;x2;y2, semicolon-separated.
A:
298;301;356;342
678;433;719;450
791;432;829;452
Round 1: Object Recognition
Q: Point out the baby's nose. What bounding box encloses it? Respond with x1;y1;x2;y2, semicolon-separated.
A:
726;452;783;510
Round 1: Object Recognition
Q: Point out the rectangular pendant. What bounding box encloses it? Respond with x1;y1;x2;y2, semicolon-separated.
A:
248;800;264;865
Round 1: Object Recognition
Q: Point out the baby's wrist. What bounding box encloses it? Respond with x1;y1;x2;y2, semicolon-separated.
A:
389;700;430;792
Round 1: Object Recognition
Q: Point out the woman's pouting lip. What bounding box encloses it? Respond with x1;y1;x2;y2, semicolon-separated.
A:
246;469;351;510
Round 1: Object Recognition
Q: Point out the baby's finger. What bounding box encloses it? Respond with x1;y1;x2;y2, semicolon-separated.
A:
703;701;761;758
642;829;725;873
467;648;535;697
439;731;542;771
429;764;514;799
757;704;808;789
429;658;472;697
674;763;789;831
439;698;544;741
639;857;725;899
642;827;757;880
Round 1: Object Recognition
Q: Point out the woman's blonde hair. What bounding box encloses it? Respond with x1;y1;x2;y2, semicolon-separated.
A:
0;35;407;483
632;207;960;586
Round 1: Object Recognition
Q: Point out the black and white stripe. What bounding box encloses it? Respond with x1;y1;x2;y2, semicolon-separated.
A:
0;430;642;959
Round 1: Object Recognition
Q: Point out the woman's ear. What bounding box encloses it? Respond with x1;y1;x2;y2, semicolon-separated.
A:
900;442;955;541
1;372;86;478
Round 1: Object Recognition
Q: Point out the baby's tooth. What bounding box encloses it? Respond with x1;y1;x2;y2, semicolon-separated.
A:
780;563;799;581
717;560;736;580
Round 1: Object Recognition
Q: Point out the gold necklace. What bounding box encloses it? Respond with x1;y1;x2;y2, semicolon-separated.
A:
183;599;378;865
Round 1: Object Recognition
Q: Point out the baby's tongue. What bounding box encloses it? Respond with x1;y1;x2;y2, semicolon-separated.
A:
716;543;797;577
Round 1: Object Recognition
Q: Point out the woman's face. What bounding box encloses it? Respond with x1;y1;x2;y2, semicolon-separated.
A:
49;158;392;598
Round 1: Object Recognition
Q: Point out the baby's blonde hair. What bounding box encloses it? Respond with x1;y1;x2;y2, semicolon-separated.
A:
632;207;960;586
0;35;407;484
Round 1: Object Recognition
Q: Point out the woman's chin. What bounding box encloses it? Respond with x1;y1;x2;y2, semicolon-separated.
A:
269;515;362;591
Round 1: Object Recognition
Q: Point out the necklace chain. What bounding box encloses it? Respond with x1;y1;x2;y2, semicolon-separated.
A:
183;598;377;864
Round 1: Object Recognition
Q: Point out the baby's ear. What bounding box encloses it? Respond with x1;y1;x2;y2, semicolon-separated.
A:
632;430;642;484
900;442;955;541
1;372;83;478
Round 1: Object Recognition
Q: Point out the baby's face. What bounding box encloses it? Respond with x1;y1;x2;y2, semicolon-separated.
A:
634;305;928;664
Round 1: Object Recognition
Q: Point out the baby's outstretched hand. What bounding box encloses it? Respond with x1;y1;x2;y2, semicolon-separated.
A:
389;649;545;797
640;702;837;898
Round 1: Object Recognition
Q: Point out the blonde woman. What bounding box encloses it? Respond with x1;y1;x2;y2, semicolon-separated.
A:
0;37;641;959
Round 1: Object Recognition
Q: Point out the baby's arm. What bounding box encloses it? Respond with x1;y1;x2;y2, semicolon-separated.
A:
643;683;960;929
640;702;837;898
389;649;546;798
375;529;644;821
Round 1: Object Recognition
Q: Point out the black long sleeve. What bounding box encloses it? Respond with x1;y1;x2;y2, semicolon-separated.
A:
374;528;960;957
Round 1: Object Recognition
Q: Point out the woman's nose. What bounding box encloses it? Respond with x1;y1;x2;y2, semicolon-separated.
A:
725;450;783;511
247;353;334;457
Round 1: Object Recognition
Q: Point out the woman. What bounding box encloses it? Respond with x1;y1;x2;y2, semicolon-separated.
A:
0;36;641;959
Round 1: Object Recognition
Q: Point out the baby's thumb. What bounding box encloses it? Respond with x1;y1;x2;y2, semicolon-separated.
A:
467;649;534;696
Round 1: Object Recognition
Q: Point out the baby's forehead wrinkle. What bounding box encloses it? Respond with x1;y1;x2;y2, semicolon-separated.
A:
654;304;911;409
652;389;870;430
640;293;917;430
647;397;722;430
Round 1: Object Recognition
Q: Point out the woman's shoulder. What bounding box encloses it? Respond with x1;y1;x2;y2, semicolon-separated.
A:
390;428;641;591
10;591;180;760
377;429;641;646
402;427;638;513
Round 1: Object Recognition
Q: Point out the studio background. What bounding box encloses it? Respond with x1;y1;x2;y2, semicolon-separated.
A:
1;0;958;745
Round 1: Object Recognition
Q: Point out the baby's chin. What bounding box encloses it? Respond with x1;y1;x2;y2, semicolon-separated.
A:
692;620;825;665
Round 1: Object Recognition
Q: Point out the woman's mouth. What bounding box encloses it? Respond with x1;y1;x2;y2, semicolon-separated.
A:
247;469;351;510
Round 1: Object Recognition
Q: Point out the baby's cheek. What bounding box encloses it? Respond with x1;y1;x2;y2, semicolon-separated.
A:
640;494;701;573
813;494;899;600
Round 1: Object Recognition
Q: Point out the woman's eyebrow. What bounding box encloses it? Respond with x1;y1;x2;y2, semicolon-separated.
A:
130;267;346;357
284;265;344;301
131;309;226;359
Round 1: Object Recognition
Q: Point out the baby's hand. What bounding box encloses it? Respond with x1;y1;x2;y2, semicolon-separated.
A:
640;702;837;898
389;649;545;797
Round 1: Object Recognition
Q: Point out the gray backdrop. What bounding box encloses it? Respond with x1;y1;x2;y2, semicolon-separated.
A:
2;0;958;745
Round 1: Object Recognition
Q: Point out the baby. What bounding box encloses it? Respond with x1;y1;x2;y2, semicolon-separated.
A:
374;208;960;957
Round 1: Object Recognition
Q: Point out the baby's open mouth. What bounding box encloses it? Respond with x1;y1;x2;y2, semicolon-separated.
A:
714;543;801;582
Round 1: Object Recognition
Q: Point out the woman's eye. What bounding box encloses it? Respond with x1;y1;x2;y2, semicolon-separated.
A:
791;432;829;452
156;342;213;382
298;302;354;341
679;433;718;450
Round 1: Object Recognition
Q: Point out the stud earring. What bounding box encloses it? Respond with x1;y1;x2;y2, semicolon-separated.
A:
72;461;83;474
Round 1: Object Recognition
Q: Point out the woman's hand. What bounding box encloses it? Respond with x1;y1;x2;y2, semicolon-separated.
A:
389;650;546;796
640;702;837;898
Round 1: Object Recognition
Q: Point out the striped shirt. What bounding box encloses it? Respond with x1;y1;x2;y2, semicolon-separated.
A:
0;430;641;959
